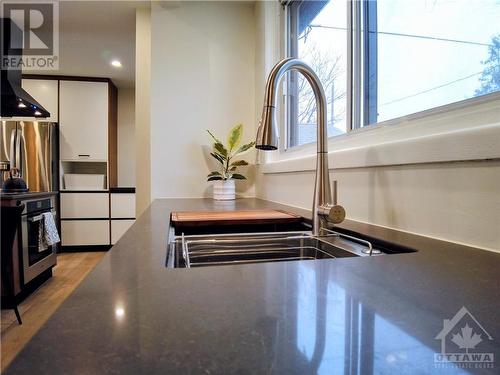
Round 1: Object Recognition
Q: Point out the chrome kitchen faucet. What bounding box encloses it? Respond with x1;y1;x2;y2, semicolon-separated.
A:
255;58;346;235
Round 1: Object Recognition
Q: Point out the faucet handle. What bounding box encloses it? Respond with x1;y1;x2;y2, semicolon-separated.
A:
328;205;346;224
318;203;346;224
320;180;346;224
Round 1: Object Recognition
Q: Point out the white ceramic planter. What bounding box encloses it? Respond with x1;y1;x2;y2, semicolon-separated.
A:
213;179;235;200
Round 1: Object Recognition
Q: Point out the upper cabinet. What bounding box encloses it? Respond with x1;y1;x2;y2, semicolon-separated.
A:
59;80;109;161
21;79;59;122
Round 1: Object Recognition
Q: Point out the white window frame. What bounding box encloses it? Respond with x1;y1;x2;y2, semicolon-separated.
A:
261;0;500;173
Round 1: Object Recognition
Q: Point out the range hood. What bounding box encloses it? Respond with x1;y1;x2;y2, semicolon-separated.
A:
1;18;50;118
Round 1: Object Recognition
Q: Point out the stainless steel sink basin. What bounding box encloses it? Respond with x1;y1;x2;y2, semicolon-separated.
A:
167;231;386;268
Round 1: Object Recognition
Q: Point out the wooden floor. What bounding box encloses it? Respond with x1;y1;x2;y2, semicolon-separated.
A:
0;252;106;372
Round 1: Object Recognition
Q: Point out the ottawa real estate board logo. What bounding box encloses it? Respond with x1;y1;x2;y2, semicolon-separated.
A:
1;1;59;70
435;306;494;370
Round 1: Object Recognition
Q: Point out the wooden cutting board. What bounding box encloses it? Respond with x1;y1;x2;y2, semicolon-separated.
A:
171;209;302;227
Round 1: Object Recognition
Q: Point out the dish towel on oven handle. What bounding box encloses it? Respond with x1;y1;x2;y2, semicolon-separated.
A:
40;212;60;250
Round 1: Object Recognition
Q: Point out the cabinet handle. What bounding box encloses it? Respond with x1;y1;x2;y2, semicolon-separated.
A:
78;154;90;157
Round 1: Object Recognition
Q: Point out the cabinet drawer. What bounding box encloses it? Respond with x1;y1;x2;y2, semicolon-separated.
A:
61;220;110;246
111;193;135;218
61;193;109;218
111;220;135;244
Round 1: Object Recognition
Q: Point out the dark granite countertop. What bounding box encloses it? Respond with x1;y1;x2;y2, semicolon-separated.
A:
5;198;500;374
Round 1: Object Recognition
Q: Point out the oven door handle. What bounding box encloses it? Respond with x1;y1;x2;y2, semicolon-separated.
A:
28;214;44;222
28;211;56;222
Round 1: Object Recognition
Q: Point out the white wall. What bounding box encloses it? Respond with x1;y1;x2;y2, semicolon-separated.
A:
257;160;500;251
253;3;500;252
137;1;499;252
135;6;151;216
117;88;135;186
149;1;256;199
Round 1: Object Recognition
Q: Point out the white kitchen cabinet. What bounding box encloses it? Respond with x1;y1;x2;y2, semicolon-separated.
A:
61;220;110;246
111;193;135;218
111;220;135;244
60;192;109;218
20;79;59;122
59;80;109;161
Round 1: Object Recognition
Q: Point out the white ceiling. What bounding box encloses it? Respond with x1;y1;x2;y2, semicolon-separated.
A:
24;1;137;88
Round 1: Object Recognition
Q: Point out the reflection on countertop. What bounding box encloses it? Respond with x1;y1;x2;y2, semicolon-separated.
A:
4;198;500;374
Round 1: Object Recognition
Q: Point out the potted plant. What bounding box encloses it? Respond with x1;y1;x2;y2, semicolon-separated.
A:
207;124;255;200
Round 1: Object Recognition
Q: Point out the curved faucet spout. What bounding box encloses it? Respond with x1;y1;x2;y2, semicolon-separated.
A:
256;58;328;153
255;58;345;235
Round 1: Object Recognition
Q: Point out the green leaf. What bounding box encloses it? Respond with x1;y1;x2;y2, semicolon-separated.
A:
235;141;255;155
231;173;247;180
207;176;223;181
213;142;228;158
230;160;248;167
227;124;243;151
207;130;222;144
229;166;237;171
207;171;222;177
210;152;225;165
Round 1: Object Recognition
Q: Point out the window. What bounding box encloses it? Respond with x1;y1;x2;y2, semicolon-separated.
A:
287;0;348;148
286;0;500;148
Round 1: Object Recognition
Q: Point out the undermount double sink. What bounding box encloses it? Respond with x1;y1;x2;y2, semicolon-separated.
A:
166;222;416;269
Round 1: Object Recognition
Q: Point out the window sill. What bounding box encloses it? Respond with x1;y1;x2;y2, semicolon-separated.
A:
261;93;500;173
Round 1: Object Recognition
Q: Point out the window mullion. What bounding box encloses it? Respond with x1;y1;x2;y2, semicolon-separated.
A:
350;0;363;130
362;0;378;126
286;1;300;149
347;0;354;132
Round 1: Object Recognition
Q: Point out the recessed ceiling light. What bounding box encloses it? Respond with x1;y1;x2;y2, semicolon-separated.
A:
18;102;26;108
115;307;125;318
111;60;122;68
34;110;42;116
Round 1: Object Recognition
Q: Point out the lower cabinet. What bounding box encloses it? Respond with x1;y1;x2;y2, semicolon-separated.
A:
61;220;110;246
61;192;109;218
60;189;136;249
110;190;136;244
111;193;135;218
111;220;135;244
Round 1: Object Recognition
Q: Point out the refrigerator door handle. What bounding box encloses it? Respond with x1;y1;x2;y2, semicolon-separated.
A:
14;126;22;170
16;124;28;184
9;127;17;169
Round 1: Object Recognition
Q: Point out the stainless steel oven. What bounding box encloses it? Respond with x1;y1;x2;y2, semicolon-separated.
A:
21;196;58;283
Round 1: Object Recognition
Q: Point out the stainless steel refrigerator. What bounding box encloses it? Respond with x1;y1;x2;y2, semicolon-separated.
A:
1;120;59;192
